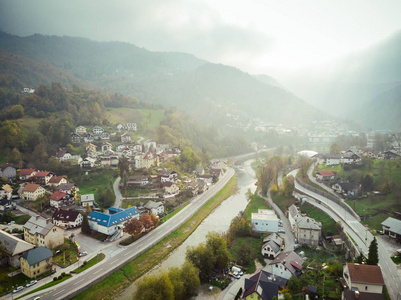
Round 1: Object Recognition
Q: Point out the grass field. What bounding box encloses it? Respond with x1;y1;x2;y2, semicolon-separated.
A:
244;194;270;220
79;169;117;202
299;202;339;236
271;191;297;213
53;239;79;267
0;266;30;295
106;108;165;132
229;237;266;273
72;176;238;300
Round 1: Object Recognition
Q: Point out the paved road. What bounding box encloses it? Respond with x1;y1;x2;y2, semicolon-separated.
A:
16;168;235;300
113;177;123;208
290;169;401;300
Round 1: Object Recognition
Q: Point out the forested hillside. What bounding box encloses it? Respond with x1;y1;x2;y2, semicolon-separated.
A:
0;32;325;127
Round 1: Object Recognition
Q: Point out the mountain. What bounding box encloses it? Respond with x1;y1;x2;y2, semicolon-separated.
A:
0;31;324;126
288;30;401;130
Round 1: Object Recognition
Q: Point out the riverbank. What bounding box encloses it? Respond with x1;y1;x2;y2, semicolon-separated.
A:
73;175;238;300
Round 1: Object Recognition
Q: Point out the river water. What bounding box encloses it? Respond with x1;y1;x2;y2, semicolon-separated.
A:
117;159;256;300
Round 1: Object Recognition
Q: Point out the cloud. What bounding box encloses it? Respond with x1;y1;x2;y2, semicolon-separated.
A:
0;0;273;66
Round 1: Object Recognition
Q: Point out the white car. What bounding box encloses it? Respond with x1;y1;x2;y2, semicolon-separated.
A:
13;286;24;293
79;251;88;257
26;280;37;287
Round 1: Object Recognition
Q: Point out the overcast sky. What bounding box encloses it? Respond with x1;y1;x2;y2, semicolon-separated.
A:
1;0;400;80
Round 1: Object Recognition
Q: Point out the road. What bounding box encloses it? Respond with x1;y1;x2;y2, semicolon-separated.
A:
290;169;401;300
17;168;235;300
113;177;123;208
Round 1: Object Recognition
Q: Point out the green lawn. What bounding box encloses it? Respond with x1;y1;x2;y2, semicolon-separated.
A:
160;203;190;223
271;191;297;213
0;266;30;295
107;108;165;132
53;239;79;267
229;237;266;273
244;194;269;220
79;169;117;202
15;214;31;225
299;202;339;236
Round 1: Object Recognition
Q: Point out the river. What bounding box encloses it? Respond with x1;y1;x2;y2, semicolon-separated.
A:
117;159;256;300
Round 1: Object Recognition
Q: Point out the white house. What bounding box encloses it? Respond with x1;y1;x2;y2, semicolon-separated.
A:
144;200;164;216
269;251;304;280
22;183;46;201
80;157;97;168
325;155;341;166
92;125;104;135
261;233;283;259
52;209;83;229
343;263;384;294
75;126;87;135
121;133;131;143
81;194;95;207
251;209;279;233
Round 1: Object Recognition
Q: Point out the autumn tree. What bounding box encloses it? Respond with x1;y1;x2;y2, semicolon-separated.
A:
140;214;154;229
283;175;295;196
150;213;160;226
330;143;341;155
124;218;143;236
85;203;92;215
298;155;312;178
134;272;174;300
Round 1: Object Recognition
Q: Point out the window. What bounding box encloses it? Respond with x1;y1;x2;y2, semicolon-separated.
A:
37;263;39;267
365;286;368;291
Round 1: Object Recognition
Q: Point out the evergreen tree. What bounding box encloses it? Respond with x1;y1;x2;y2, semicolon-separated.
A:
81;214;91;235
366;237;379;265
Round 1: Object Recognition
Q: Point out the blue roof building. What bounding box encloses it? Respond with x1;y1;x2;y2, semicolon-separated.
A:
88;206;140;235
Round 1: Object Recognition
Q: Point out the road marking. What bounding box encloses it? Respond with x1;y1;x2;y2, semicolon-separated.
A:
73;279;85;286
93;268;103;275
53;289;65;296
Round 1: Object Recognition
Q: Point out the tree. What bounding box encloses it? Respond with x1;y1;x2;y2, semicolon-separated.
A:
168;260;200;300
298;155;312;178
361;174;374;193
366;237;379;265
134;272;174;300
245;188;253;202
150;213;160;226
283;175;295;197
206;232;230;269
124;218;143;236
99;187;114;208
117;156;130;178
140;214;154;229
330;143;341;155
186;243;214;281
81;214;91;235
85;203;92;215
237;242;253;266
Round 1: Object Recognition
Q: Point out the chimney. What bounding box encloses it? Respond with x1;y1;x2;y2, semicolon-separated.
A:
307;218;309;223
355;291;359;299
36;215;40;220
46;219;50;224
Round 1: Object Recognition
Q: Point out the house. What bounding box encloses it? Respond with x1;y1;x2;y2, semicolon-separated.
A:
127;175;149;186
163;182;180;195
83;133;95;143
75;126;87;135
87;150;98;159
197;179;208;193
0;198;16;211
31;171;53;185
52;209;83;229
0;184;13;200
85;143;97;153
187;180;199;195
116;123;125;131
121;133;131;143
269;251;304;279
122;147;133;157
141;153;159;169
342;151;362;164
261;233;283;258
252;209;279;233
381;217;401;240
57;183;79;198
0;230;35;267
208;159;227;170
22;183;46;200
343;263;384;294
332;182;360;197
325;155;341;166
131;143;143;152
159;170;178;183
81;194;95;207
126;123;137;131
87;206;140;236
71;132;81;143
242;270;280;300
199;174;213;184
288;204;302;230
56;149;72;161
102;142;113;153
294;216;322;245
49;191;75;208
48;176;68;188
143;139;156;152
315;171;335;182
383;150;401;160
20;247;53;279
19;169;37;181
210;168;224;179
195;165;204;175
144;200;164;216
99;155;119;167
100;131;110;140
92;125;104;135
116;144;127;152
24;215;64;249
80;157;97;168
0;163;16;180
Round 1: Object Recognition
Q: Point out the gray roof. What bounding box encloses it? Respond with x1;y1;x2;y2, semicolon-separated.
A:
288;204;300;219
21;246;53;265
381;217;401;235
270;251;305;274
144;200;163;210
0;230;35;256
24;216;57;236
297;217;322;230
263;240;281;254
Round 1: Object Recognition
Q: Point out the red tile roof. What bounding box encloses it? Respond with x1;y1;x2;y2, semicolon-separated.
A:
23;183;41;192
33;171;51;177
49;191;67;201
20;169;36;176
317;171;335;177
48;176;65;184
347;263;384;285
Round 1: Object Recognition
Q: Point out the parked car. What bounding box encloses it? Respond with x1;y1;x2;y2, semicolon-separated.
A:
79;251;88;257
13;286;24;293
278;230;286;234
294;244;300;250
8;221;15;225
55;250;61;255
26;280;37;287
33;297;41;300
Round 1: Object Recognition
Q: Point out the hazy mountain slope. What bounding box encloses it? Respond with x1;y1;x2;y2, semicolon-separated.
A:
290;30;401;130
0;32;324;126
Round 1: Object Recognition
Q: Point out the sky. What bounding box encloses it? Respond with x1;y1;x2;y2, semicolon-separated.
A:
1;0;401;81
